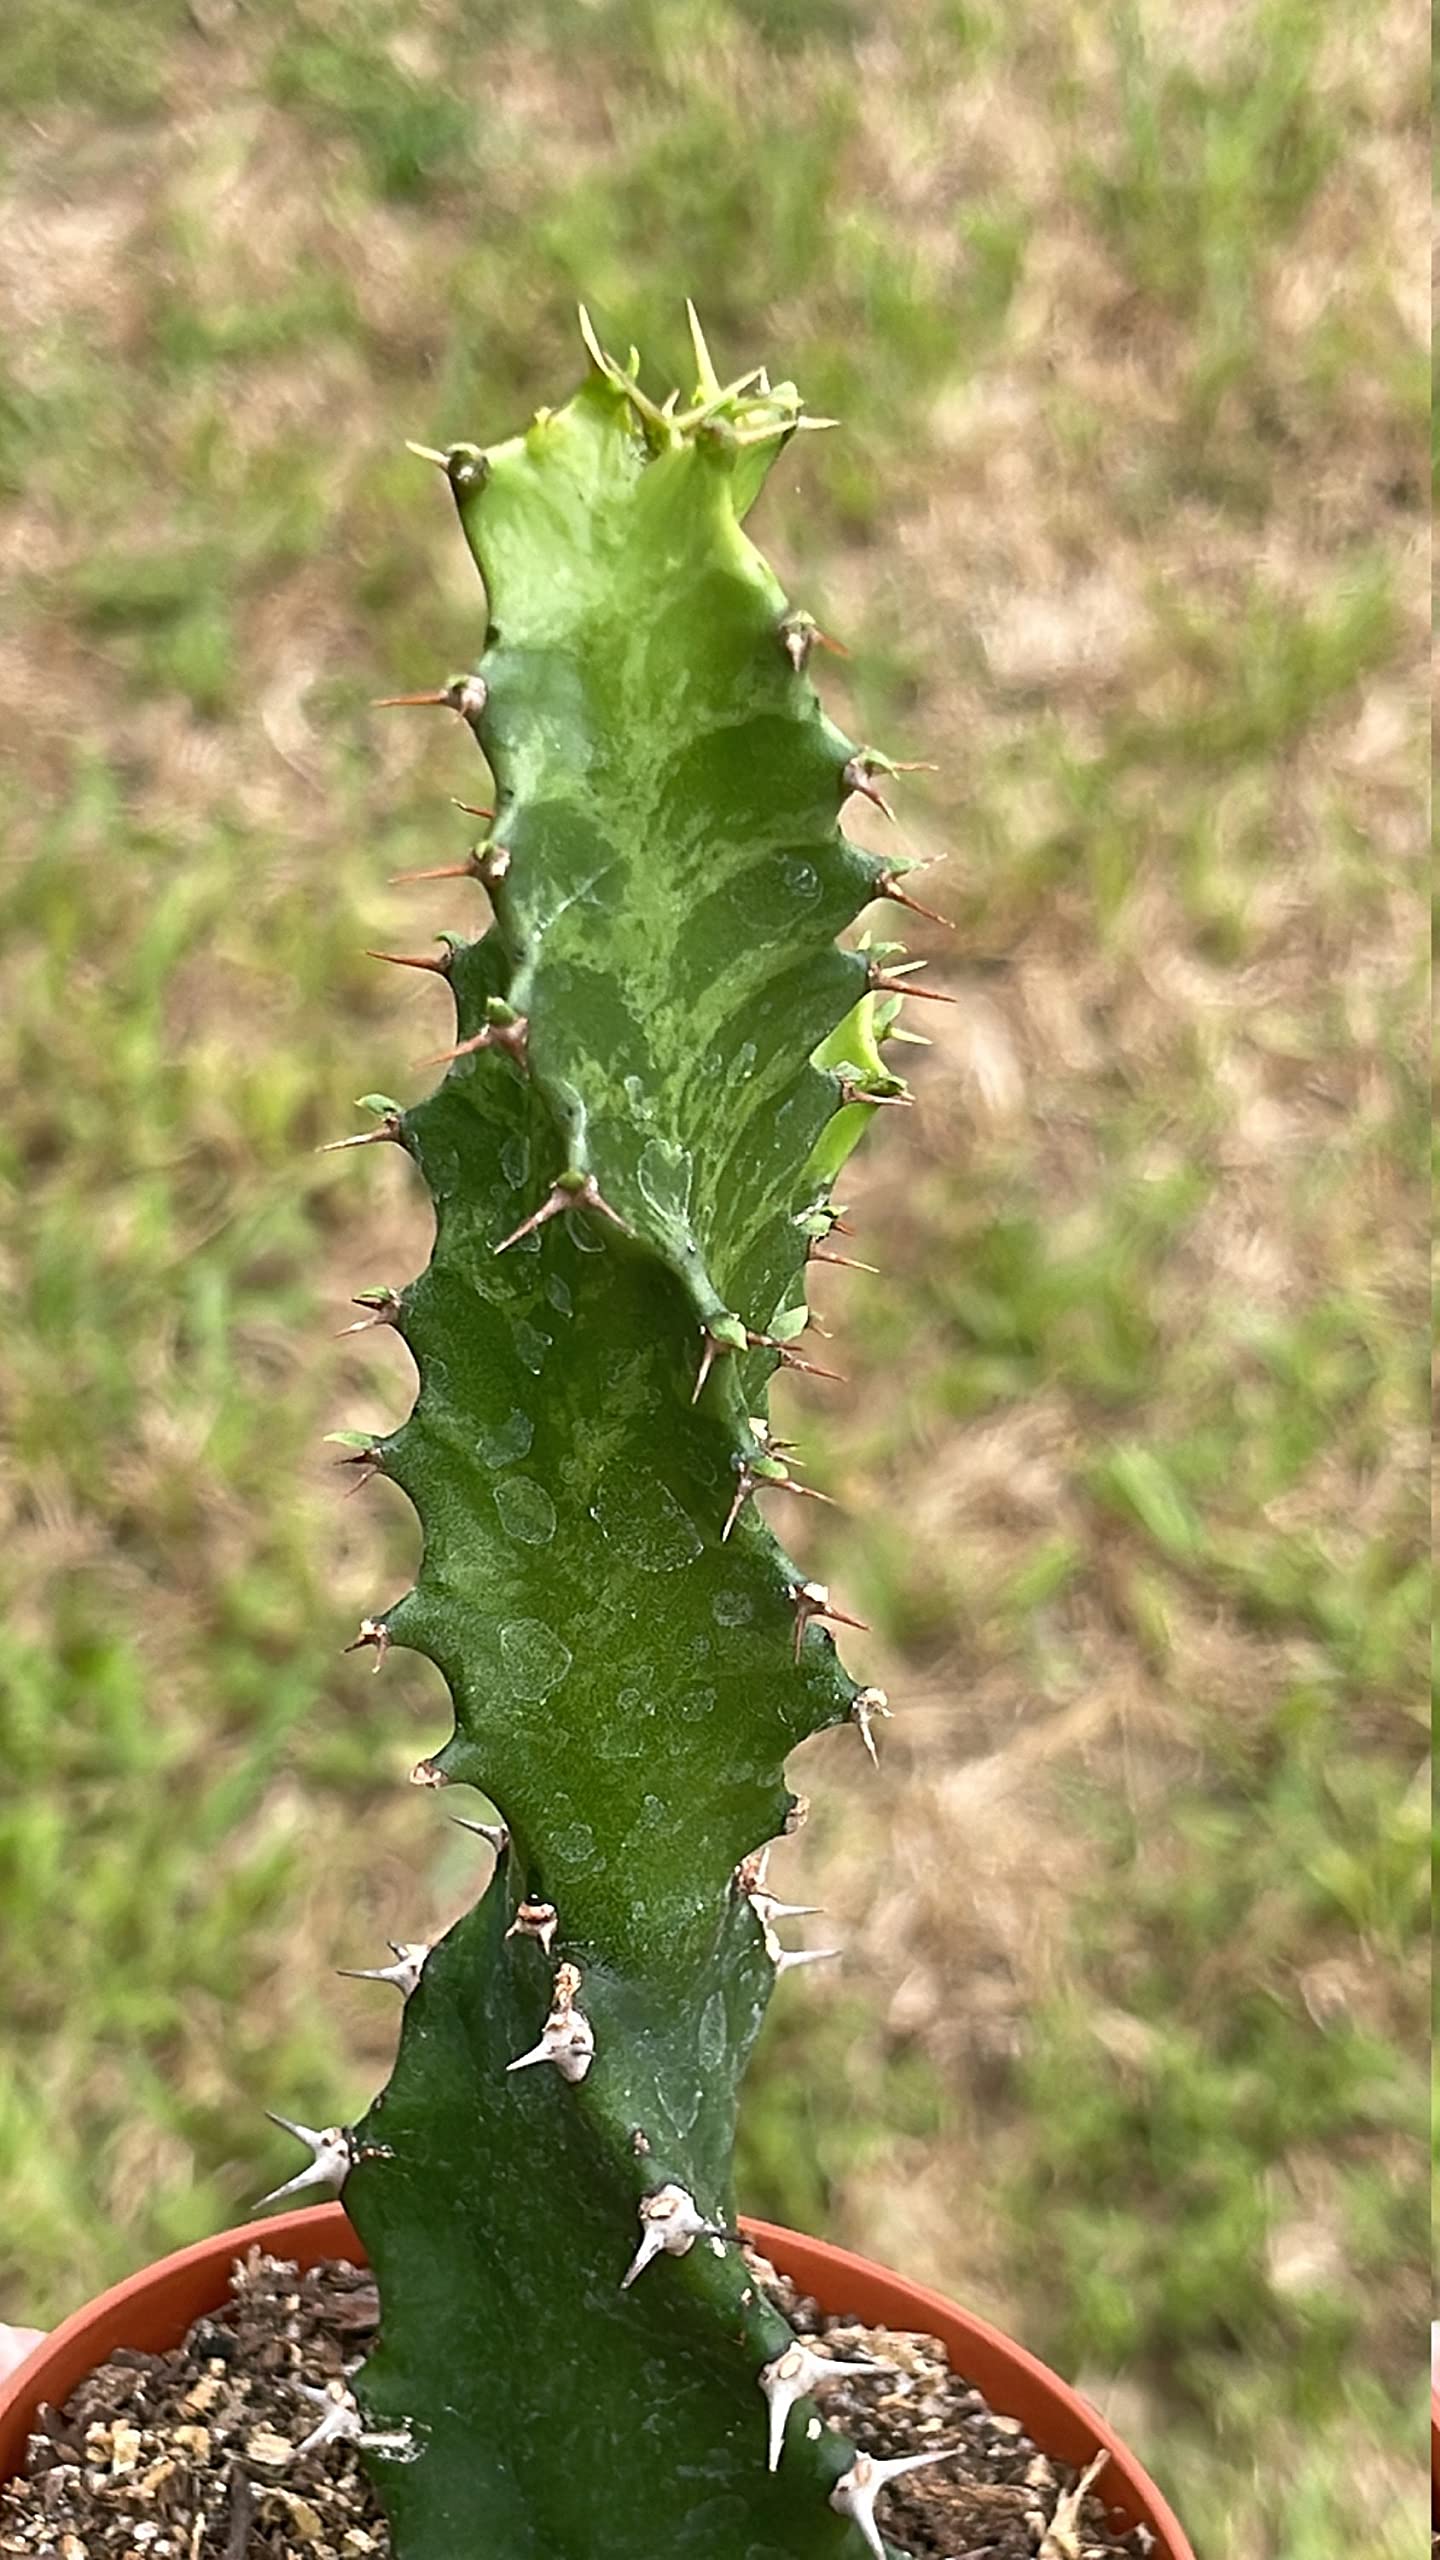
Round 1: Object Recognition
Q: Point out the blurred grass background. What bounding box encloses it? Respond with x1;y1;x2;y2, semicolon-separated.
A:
0;1;1427;2552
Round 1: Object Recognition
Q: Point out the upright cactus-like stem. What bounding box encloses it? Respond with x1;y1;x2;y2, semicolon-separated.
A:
294;313;943;2559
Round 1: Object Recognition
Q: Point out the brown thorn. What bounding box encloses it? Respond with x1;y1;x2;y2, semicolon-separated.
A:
792;1586;870;1658
493;1171;630;1258
869;969;955;1005
365;946;452;976
419;1016;528;1071
776;1348;849;1384
810;1249;879;1275
317;1121;401;1154
586;1181;632;1234
493;1188;569;1254
373;690;453;710
838;1082;912;1108
847;777;894;822
388;860;477;886
451;800;495;819
419;1029;488;1068
881;875;953;929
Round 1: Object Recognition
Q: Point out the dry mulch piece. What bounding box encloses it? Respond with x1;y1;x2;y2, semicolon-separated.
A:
0;2250;1157;2559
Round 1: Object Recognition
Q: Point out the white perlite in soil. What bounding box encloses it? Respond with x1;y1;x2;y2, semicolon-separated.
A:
0;2248;1157;2559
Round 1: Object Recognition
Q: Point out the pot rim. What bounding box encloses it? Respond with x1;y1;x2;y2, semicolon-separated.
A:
0;2204;1194;2558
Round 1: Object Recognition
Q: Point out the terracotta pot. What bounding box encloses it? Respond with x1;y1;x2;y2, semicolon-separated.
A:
0;2206;1193;2557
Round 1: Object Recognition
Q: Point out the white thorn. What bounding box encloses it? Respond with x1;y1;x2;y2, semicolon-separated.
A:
851;1686;892;1768
620;2183;717;2289
749;1893;823;1928
255;2116;353;2209
505;2014;593;2082
772;1945;841;1978
293;2380;362;2451
293;2380;416;2461
505;1900;560;1956
830;2447;964;2558
345;1616;390;1672
450;1814;510;1854
758;2343;887;2472
506;1961;594;2083
336;1941;430;1996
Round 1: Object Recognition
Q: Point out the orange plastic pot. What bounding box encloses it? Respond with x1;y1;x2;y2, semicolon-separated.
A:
0;2206;1193;2557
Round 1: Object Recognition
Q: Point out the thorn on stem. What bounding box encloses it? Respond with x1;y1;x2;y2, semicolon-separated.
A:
506;1960;594;2083
494;1168;631;1255
450;1814;510;1853
772;1944;841;1979
837;1076;911;1108
318;1105;404;1154
830;2448;963;2560
336;1940;430;1996
421;1006;529;1071
373;673;487;725
723;1453;838;1541
292;2378;415;2462
778;609;850;673
809;1247;879;1275
878;868;953;929
842;757;895;823
759;2344;884;2473
620;2185;719;2290
505;1899;560;1956
344;1617;390;1671
365;944;453;978
336;1287;402;1336
851;1686;893;1767
255;2116;364;2210
790;1580;869;1660
868;965;954;1006
404;439;488;499
774;1345;848;1384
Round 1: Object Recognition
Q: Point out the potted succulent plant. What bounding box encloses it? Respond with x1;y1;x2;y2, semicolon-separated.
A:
0;316;1194;2560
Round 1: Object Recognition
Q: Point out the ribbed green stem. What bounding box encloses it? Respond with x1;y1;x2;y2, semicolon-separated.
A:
329;328;911;2560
